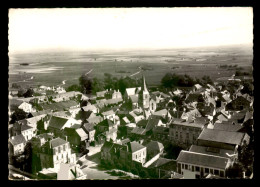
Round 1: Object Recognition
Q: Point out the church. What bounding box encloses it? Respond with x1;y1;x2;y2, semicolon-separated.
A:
124;75;157;117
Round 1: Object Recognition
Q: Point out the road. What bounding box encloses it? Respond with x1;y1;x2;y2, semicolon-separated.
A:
79;146;120;180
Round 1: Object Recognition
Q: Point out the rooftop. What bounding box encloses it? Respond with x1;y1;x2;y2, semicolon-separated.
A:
213;123;243;132
177;150;229;170
171;118;205;129
198;128;246;145
50;137;67;148
127;141;146;153
48;116;69;130
9;134;26;145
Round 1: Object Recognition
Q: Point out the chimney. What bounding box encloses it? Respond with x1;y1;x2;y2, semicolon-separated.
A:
49;140;51;149
65;136;68;142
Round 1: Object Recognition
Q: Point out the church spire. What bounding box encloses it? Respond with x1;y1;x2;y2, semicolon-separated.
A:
143;75;148;92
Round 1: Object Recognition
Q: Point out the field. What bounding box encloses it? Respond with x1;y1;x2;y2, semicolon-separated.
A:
8;45;253;89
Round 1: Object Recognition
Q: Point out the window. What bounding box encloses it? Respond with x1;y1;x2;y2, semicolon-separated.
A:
182;164;184;169
205;168;209;173
58;147;61;153
195;166;200;172
210;169;213;174
192;166;194;172
185;164;188;170
175;132;178;138
195;174;200;179
214;169;219;175
63;145;66;151
53;148;56;155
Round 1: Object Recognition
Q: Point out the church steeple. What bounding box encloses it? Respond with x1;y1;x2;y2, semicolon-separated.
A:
143;75;148;92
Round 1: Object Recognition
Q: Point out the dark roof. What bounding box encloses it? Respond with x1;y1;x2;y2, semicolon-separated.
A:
145;117;161;132
198;129;246;145
50;138;67;148
48;116;68;130
42;100;79;111
9;134;26;145
144;141;164;153
21;124;33;131
177;150;229;169
127;141;146;153
153;126;169;134
97;119;115;127
136;119;148;128
149;158;176;171
244;111;253;123
185;93;201;103
213;123;243;132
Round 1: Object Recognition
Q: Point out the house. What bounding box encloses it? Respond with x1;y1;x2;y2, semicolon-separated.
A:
86;116;103;125
18;102;36;113
124;87;141;100
176;150;232;179
153;126;169;142
213;122;243;132
11;123;36;141
63;127;88;151
129;110;145;123
169;118;206;148
47;116;80;137
101;110;116;122
197;128;250;151
153;109;172;123
82;123;96;143
100;141;124;165
28;109;52;118
9;134;26;156
95;119;118;143
120;141;147;166
82;104;98;113
112;90;122;99
41;100;80;111
31;133;54;147
38;138;76;170
68;107;81;118
52;111;72;119
143;140;164;160
226;96;251;111
96;90;107;98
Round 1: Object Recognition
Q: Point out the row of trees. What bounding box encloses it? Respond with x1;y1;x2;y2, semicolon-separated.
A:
67;73;143;95
160;73;213;92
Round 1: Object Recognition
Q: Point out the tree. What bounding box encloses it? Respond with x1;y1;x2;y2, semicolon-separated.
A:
139;169;149;178
66;84;81;92
79;74;93;94
17;88;26;97
10;108;27;124
23;88;34;98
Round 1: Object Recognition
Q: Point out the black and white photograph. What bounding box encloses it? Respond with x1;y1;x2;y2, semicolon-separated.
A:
8;8;254;180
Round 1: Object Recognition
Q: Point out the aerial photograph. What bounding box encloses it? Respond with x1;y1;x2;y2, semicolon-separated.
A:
8;8;254;180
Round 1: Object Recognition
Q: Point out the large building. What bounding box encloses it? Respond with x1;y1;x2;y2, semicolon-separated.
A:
169;118;206;148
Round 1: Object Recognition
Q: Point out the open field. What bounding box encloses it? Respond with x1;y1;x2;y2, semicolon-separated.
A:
9;46;253;89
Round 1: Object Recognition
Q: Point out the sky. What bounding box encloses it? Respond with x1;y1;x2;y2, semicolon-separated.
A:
8;8;253;53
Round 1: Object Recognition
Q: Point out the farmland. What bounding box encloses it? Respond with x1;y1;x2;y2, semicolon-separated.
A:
8;45;253;89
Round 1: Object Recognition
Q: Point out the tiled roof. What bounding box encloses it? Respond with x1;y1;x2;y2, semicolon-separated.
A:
48;116;68;130
153;126;169;134
189;145;235;159
213;123;243;132
50;138;67;148
198;129;246;145
127;141;146;153
30;110;52;117
136;119;148;128
176;150;229;169
42;100;79;111
9;134;26;145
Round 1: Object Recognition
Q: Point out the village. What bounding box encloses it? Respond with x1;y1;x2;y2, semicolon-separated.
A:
8;71;254;180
